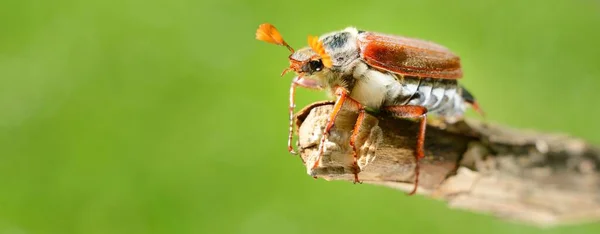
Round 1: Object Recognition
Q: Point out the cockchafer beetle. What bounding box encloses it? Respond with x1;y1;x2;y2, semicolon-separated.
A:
256;23;483;195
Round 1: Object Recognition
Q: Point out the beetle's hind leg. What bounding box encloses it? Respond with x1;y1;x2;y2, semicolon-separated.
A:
383;105;428;195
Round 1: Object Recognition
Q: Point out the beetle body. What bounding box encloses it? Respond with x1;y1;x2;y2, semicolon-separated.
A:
290;27;470;119
256;24;482;195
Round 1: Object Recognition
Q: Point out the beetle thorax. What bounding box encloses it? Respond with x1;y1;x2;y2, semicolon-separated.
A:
320;27;361;74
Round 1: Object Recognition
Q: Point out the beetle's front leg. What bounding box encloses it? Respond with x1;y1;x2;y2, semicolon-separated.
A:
288;77;323;155
311;87;348;171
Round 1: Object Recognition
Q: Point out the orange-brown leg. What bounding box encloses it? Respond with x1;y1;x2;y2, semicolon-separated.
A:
311;87;349;171
288;77;323;155
349;108;366;184
311;87;364;182
384;105;428;195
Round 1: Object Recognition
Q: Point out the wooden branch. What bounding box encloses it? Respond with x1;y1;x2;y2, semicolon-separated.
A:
294;101;600;227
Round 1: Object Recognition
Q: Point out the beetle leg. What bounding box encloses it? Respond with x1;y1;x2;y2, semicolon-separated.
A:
288;77;323;155
310;88;364;183
311;87;350;171
383;105;428;195
349;108;366;184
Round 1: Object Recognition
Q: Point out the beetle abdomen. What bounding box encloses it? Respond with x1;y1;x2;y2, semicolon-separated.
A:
349;63;468;119
385;76;467;118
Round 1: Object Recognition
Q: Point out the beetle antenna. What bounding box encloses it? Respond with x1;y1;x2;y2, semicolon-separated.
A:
256;23;295;53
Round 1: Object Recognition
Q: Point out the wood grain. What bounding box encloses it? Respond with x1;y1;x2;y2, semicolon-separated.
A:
294;101;600;227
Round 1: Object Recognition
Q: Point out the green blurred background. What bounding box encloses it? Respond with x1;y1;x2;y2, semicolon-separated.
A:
1;0;599;233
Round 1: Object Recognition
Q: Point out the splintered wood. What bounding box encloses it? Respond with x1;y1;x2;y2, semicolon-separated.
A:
294;101;600;227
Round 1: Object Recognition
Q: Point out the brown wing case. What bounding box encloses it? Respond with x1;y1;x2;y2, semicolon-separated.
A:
357;32;462;79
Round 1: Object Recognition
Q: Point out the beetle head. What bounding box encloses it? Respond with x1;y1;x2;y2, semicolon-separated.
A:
256;23;332;78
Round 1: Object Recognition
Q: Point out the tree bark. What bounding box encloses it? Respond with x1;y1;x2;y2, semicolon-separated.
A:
294;101;600;227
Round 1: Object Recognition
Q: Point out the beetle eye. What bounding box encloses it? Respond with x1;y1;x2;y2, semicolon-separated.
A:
308;60;324;72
